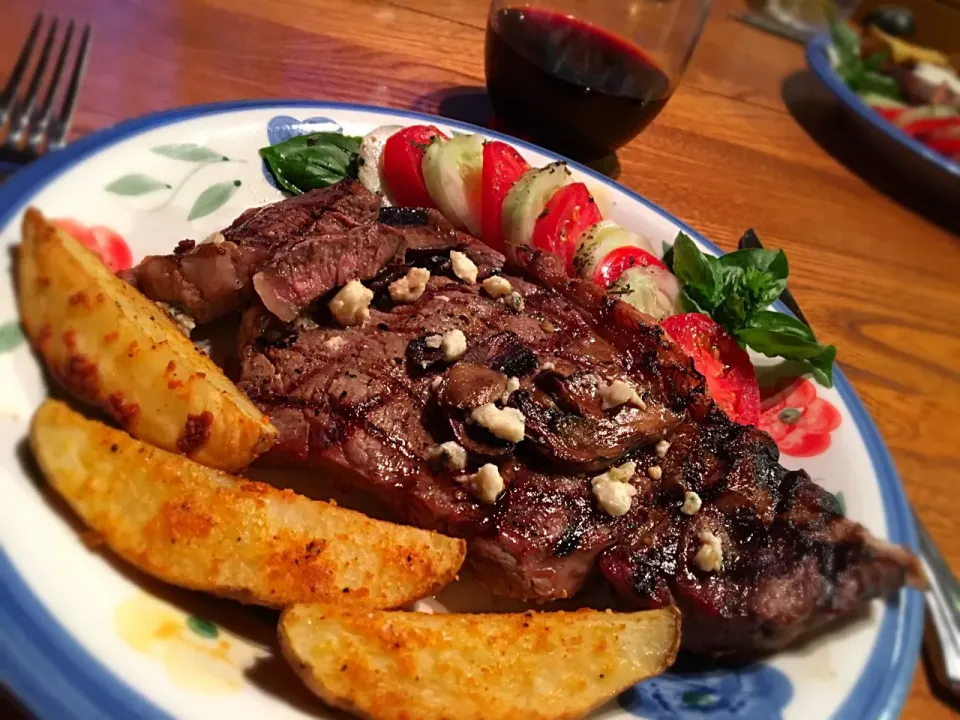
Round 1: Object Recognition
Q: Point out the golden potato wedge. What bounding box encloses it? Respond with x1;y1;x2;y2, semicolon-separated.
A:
17;208;276;471
279;604;681;720
31;399;466;609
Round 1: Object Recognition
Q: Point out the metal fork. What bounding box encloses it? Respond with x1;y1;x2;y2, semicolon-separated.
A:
0;13;92;170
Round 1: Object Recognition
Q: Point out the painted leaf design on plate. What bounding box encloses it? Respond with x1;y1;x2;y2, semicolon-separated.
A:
105;174;172;196
0;321;25;353
186;616;219;639
188;180;241;221
152;144;229;163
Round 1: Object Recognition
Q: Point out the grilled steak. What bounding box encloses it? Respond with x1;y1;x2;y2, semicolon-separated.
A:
125;181;923;655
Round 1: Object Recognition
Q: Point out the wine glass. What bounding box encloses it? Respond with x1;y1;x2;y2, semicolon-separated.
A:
485;0;710;166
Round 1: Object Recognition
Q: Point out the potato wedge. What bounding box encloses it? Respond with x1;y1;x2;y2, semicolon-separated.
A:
31;399;466;609
279;604;681;720
18;208;276;471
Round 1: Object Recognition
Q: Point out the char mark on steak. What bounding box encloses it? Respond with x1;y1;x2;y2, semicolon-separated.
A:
132;180;922;655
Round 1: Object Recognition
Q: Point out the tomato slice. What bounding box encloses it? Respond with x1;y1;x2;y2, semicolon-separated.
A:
900;116;960;139
873;106;905;122
382;125;449;208
926;136;960;156
593;245;667;288
481;141;529;252
660;313;760;426
531;183;602;272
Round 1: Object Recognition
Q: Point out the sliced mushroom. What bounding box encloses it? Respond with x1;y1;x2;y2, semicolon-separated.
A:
436;363;514;460
511;377;681;473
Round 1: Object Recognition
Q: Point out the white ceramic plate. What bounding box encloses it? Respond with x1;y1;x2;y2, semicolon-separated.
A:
0;101;922;720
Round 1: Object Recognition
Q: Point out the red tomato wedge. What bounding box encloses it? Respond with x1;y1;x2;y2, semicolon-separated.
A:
899;115;960;139
873;106;905;122
531;183;602;272
481;141;529;252
927;136;960;156
660;313;760;426
382;125;448;208
593;245;668;288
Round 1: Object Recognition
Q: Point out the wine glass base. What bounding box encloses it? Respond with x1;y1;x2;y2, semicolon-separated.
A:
764;0;857;36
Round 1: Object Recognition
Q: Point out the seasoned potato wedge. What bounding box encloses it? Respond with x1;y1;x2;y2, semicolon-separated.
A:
31;400;466;609
279;604;681;720
18;208;276;471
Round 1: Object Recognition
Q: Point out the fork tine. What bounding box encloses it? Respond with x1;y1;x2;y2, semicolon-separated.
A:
47;23;90;149
28;20;74;150
8;17;59;142
0;13;44;125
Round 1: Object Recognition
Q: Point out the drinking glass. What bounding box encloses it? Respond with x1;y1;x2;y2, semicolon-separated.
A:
485;0;711;165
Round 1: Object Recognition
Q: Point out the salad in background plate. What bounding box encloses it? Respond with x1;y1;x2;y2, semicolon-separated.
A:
830;21;960;163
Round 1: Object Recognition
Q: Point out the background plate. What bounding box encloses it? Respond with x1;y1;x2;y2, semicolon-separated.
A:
806;31;960;197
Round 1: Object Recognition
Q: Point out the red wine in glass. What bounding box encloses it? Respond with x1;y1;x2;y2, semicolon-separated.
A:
485;3;705;164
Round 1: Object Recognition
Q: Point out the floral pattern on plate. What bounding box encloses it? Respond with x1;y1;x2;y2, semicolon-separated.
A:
115;592;266;695
757;377;843;457
619;664;793;720
105;143;245;221
0;320;24;353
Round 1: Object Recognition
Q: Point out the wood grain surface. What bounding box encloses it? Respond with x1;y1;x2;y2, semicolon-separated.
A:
1;0;958;718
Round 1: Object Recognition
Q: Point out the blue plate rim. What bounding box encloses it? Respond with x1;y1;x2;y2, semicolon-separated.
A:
0;99;923;720
805;31;960;181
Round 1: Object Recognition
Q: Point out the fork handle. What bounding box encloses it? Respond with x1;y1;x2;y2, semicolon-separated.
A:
915;513;960;698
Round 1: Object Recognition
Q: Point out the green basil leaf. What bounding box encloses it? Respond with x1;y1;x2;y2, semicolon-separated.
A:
830;22;861;66
806;345;837;387
741;309;817;341
671;233;722;312
678;287;708;314
714;243;788;316
259;133;363;194
862;50;889;73
712;280;752;330
661;241;674;272
735;311;836;387
854;72;902;100
718;232;788;281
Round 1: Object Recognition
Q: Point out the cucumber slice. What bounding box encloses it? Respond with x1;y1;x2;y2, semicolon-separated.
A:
859;93;906;109
422;134;485;236
894;104;959;129
610;266;681;321
500;163;573;258
358;124;403;203
572;221;656;282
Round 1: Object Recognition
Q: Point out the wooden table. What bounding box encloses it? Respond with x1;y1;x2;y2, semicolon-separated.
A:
2;0;958;717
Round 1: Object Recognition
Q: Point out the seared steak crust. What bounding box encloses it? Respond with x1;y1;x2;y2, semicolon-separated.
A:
126;182;921;654
121;181;381;322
